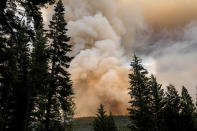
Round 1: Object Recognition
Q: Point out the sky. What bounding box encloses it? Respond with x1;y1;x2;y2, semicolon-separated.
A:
43;0;197;117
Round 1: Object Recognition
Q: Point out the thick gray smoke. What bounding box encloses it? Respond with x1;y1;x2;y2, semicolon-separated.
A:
42;0;197;117
144;22;197;101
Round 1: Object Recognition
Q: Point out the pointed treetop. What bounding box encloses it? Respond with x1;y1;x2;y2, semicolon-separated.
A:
97;104;106;118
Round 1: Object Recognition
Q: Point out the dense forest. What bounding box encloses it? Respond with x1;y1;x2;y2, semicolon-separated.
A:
0;0;197;131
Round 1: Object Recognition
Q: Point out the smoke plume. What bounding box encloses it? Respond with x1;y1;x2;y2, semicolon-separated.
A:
65;0;131;117
43;0;197;117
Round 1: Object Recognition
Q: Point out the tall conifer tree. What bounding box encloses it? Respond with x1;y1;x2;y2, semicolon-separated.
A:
0;18;18;131
28;4;50;131
0;0;55;130
44;0;74;130
0;4;32;130
128;54;153;131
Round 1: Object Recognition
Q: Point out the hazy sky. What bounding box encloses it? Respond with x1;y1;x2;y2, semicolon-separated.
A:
43;0;197;117
126;0;197;107
120;0;197;94
126;0;197;95
136;0;197;29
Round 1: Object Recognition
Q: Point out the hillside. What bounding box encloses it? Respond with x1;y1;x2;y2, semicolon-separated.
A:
73;116;130;131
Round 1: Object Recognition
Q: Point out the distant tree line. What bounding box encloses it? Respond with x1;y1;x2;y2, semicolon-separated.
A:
0;0;74;131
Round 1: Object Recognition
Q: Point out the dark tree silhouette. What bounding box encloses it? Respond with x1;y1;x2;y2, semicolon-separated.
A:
0;4;32;130
163;84;181;131
0;1;53;130
149;75;165;131
28;5;49;131
93;104;117;131
44;0;74;130
179;86;195;130
128;54;153;131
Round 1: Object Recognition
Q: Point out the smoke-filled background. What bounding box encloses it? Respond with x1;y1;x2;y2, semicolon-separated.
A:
42;0;197;117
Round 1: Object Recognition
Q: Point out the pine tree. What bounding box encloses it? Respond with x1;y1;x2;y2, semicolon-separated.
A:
93;104;108;131
28;5;49;131
128;54;153;131
179;86;195;130
149;75;165;131
12;24;32;131
0;0;55;130
0;20;18;131
163;84;181;131
44;0;74;130
0;4;32;130
93;104;117;131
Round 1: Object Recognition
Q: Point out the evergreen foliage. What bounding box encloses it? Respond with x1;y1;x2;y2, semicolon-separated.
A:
149;75;165;131
93;104;117;131
128;55;197;131
0;0;74;130
0;3;32;130
0;1;197;130
179;86;195;130
128;54;153;131
163;84;181;131
43;0;74;130
28;5;49;131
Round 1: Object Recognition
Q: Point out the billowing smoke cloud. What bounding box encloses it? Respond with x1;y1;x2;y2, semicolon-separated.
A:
64;0;132;117
43;0;197;117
